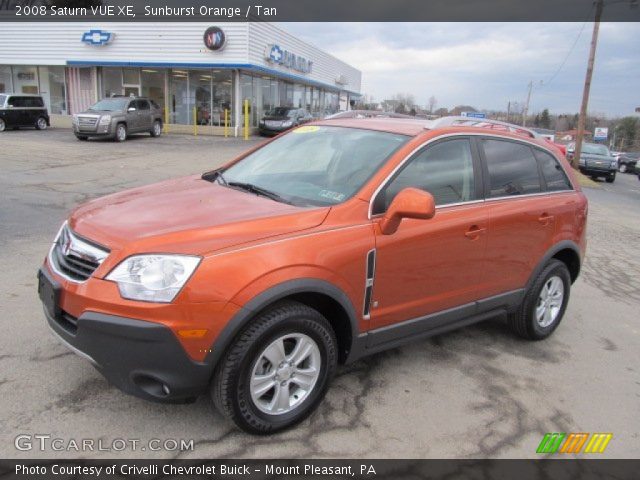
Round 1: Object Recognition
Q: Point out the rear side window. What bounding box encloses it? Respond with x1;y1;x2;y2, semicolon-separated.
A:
482;139;541;197
9;96;26;107
534;149;572;191
374;138;476;213
31;97;44;107
137;99;150;110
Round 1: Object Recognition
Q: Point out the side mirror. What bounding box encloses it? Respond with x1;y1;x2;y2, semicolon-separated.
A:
379;188;436;235
128;107;136;112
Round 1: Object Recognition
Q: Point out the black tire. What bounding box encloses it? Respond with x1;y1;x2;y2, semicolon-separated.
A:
35;116;48;130
211;301;337;434
150;120;162;137
508;259;571;340
75;135;88;141
115;123;127;142
606;172;616;183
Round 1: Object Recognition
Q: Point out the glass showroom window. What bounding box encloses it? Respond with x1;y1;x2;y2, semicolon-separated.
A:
169;69;189;124
102;67;122;97
240;73;256;127
38;66;67;114
141;69;165;113
255;76;279;125
12;66;38;94
122;68;140;97
211;70;233;126
0;66;12;93
190;70;211;125
293;83;305;109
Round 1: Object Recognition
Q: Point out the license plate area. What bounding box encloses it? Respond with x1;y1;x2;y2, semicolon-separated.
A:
38;268;61;319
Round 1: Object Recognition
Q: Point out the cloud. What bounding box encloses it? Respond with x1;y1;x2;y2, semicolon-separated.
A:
278;22;640;116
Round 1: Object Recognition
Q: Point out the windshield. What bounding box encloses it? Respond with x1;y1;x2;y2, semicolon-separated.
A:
582;143;610;156
221;126;409;207
0;94;6;107
266;107;295;117
88;98;129;112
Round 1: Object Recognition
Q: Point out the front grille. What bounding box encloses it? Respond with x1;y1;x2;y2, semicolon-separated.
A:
49;223;109;282
77;116;98;131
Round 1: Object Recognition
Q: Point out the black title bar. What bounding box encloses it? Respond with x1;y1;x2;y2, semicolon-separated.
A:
1;0;640;22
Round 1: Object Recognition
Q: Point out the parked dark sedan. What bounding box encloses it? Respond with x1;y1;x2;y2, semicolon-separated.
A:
617;152;640;174
258;107;312;136
0;93;50;132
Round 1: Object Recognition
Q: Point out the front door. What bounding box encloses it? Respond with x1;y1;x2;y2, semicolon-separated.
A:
370;137;489;330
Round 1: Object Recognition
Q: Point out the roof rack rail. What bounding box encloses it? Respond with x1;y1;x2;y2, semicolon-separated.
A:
427;116;540;139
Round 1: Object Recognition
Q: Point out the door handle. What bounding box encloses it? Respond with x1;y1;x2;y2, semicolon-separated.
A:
464;225;486;239
538;213;555;226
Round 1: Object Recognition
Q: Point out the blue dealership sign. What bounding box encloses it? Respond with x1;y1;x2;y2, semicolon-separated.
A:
265;44;313;74
81;30;114;46
461;111;486;119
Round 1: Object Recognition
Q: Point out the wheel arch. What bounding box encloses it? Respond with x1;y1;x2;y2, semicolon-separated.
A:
527;240;582;291
206;278;360;369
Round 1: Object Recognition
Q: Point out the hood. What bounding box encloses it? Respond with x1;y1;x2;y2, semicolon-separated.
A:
69;175;329;255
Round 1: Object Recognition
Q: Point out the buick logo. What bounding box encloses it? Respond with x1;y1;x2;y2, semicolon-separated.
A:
203;27;226;51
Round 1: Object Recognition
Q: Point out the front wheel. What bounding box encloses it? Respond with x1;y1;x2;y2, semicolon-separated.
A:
508;259;571;340
35;117;48;130
115;123;127;142
0;118;5;132
211;301;337;434
150;120;162;137
606;172;616;183
75;135;88;141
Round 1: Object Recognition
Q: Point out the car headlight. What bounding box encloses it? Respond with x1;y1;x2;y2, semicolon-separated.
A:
610;161;617;168
98;115;112;125
106;254;201;303
282;120;293;127
72;115;78;125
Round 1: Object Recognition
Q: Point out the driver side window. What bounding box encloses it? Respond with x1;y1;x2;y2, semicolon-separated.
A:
373;138;476;214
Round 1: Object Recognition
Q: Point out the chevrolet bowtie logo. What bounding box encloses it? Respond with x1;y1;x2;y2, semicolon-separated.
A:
81;30;114;46
269;45;283;62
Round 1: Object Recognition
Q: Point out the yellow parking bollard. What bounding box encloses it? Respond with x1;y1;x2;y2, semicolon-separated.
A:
224;109;229;138
244;99;249;140
193;106;197;136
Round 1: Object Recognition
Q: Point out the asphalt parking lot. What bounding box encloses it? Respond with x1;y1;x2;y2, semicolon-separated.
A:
1;128;639;459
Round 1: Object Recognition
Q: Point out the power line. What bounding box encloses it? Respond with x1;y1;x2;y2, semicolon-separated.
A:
543;4;595;87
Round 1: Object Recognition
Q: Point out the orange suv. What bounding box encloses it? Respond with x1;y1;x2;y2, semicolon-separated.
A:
38;117;588;433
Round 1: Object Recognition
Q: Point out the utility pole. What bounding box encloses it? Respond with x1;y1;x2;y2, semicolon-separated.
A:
507;101;511;122
522;81;533;126
572;0;604;167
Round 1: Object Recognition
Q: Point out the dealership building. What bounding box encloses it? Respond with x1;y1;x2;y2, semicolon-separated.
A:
0;22;361;135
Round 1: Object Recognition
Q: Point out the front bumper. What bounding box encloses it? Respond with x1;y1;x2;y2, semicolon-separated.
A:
579;166;616;176
258;124;291;135
39;267;214;403
73;124;113;137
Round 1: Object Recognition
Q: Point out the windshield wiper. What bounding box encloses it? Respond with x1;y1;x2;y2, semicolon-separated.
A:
227;181;291;204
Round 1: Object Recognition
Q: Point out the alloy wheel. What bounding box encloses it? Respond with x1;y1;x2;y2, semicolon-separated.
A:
37;117;47;130
249;333;321;415
0;119;5;132
535;275;564;328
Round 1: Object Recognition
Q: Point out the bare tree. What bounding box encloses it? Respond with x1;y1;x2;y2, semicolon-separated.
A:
428;96;437;114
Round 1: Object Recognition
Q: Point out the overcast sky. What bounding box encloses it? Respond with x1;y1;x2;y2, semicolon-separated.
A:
278;23;640;118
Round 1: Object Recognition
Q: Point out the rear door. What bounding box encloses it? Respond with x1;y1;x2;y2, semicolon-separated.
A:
135;99;152;131
371;136;489;329
126;99;141;131
6;96;26;125
479;137;558;297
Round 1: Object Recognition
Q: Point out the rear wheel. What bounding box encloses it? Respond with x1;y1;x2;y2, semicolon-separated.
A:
115;123;127;142
0;118;5;132
618;163;627;173
35;117;47;130
211;301;337;434
150;120;162;137
508;259;571;340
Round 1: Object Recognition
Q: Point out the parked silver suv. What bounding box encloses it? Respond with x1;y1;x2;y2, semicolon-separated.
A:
72;96;163;142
